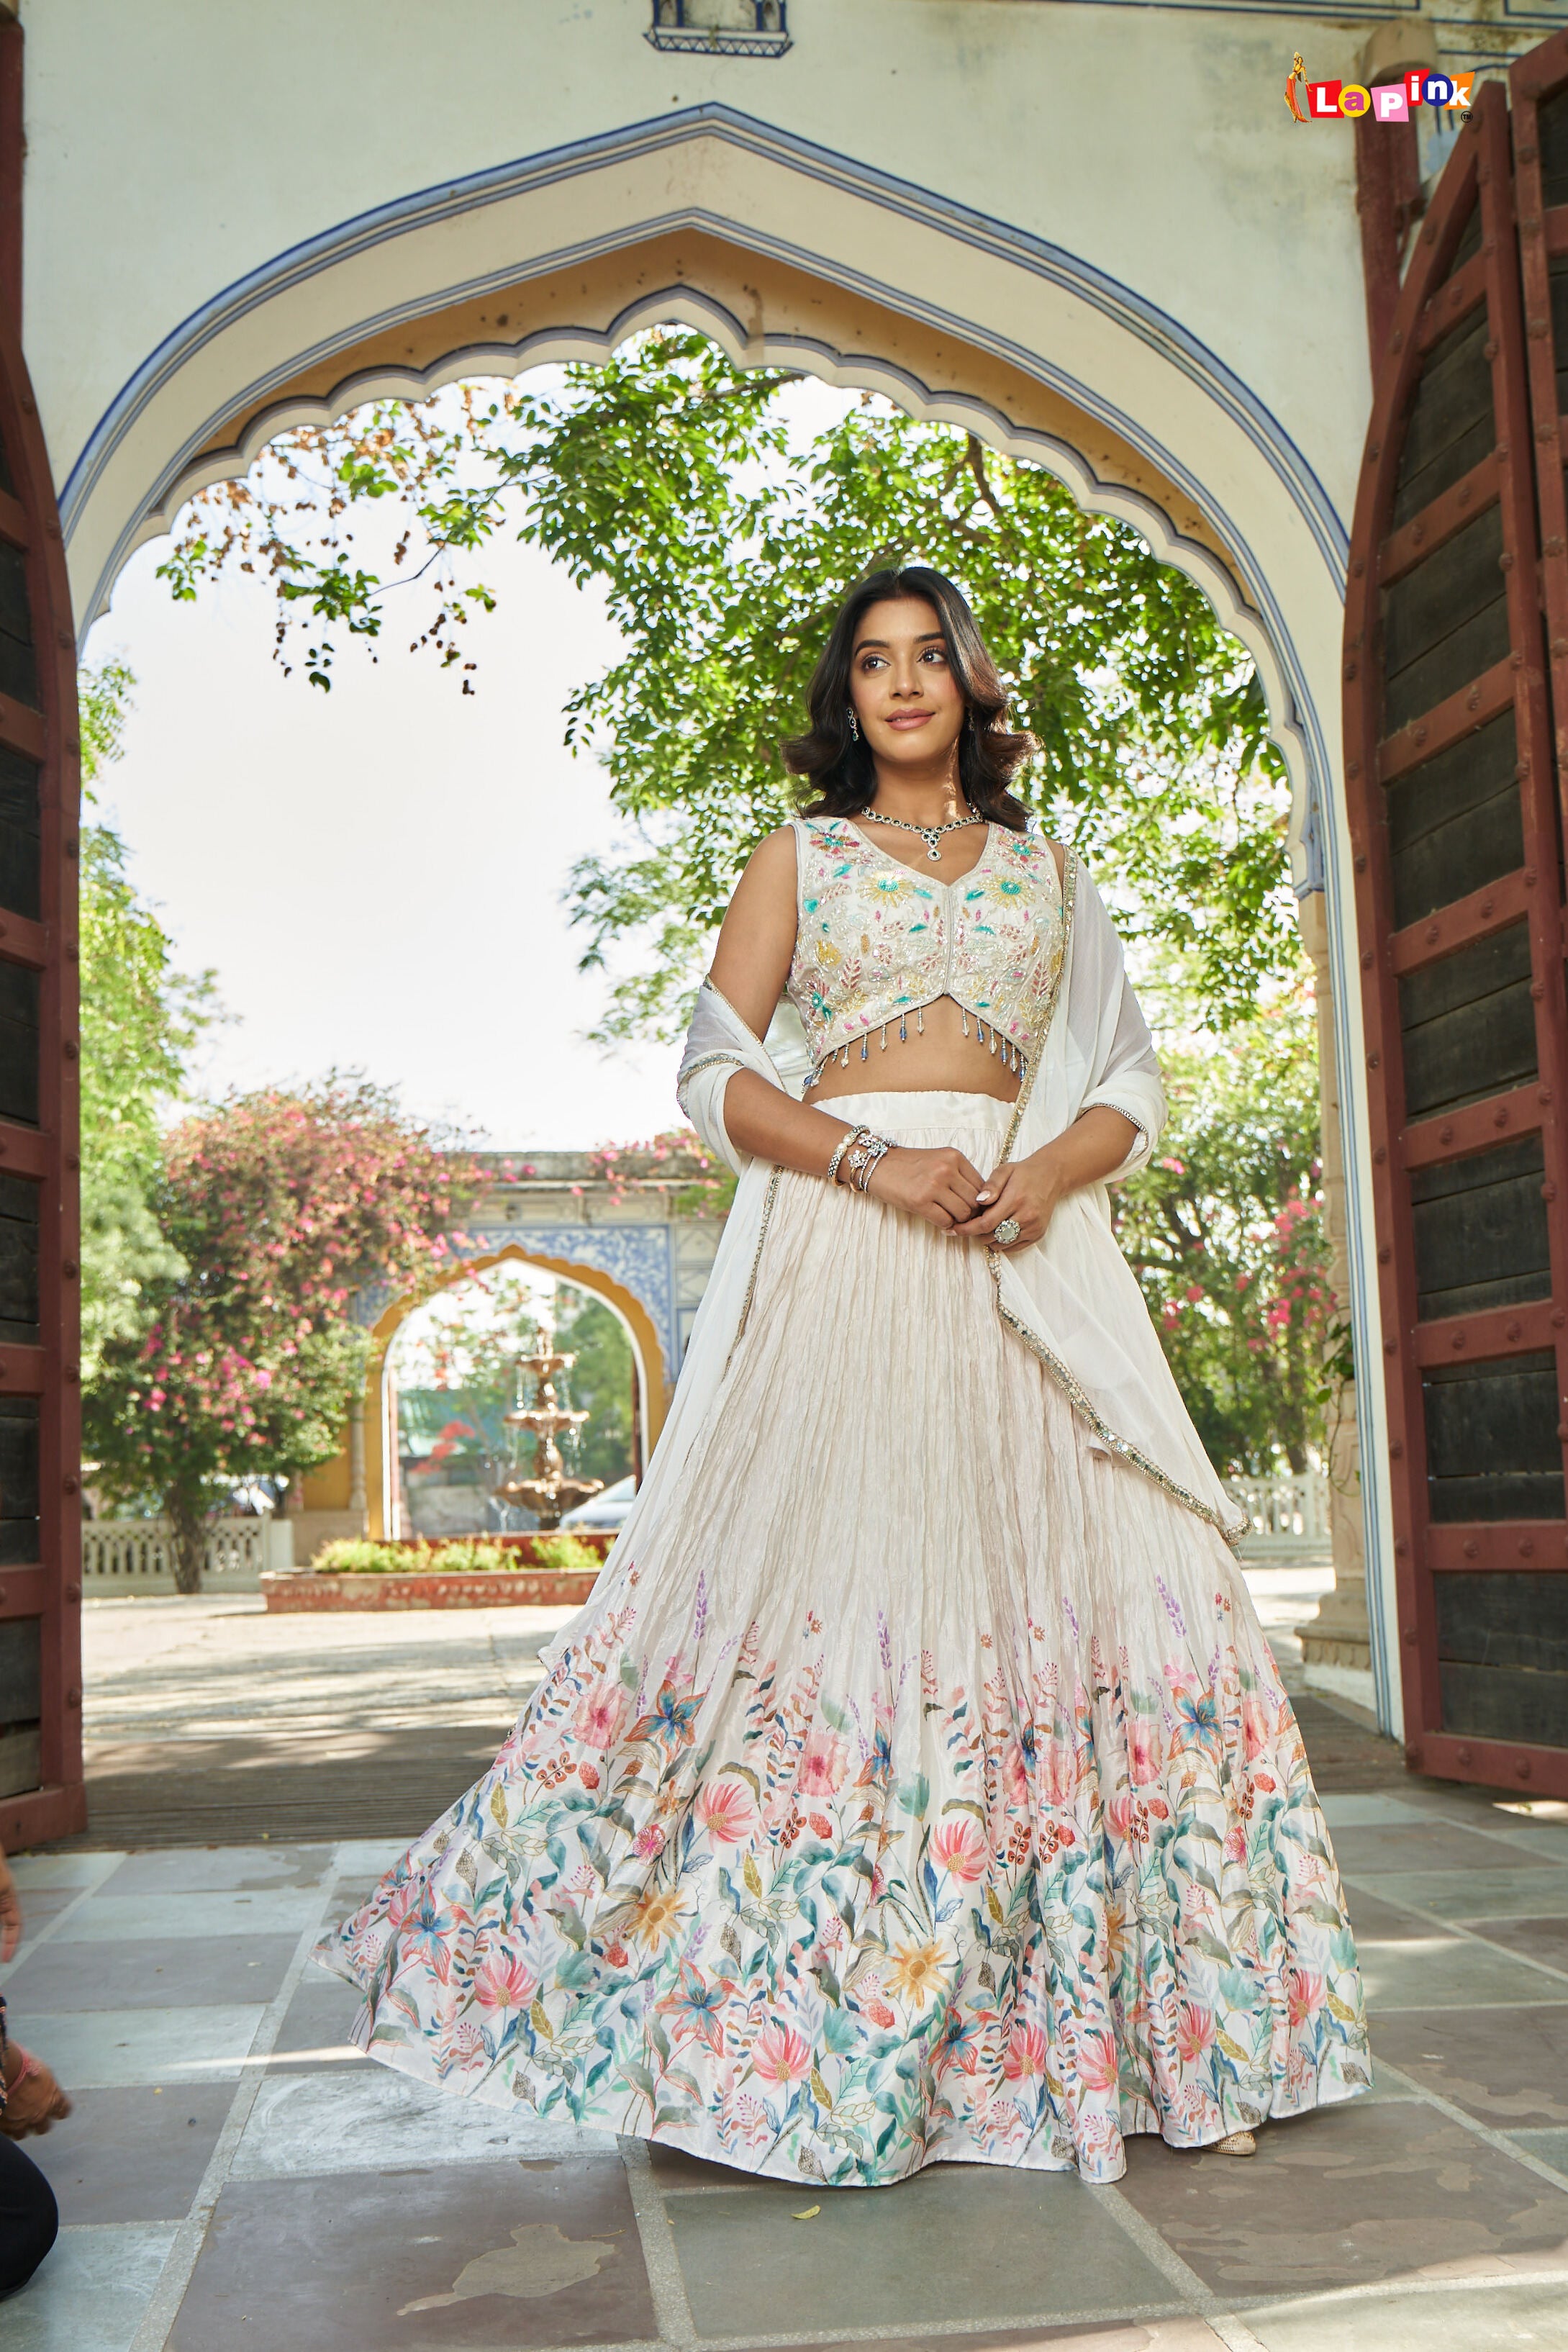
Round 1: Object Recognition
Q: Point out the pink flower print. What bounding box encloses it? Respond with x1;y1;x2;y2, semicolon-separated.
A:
1074;2028;1120;2094
1287;1970;1325;2030
574;1685;629;1752
1129;1719;1161;1786
472;1950;538;2015
1175;2002;1215;2066
1000;2022;1048;2081
1242;1696;1270;1763
695;1779;758;1846
1105;1791;1133;1842
798;1729;848;1795
930;1819;988;1883
384;1878;423;1930
633;1823;666;1860
1001;1741;1030;1808
753;2022;813;2084
1223;1824;1248;1865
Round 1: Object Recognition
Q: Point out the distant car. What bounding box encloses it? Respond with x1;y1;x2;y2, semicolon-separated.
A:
559;1474;636;1531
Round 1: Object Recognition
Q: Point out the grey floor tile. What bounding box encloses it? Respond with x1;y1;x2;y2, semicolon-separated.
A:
1320;1796;1434;1829
6;1853;124;1892
265;1971;372;2073
1373;2004;1568;2129
53;1887;323;1943
1360;1936;1568;2012
107;1843;335;1894
230;2062;616;2179
1248;2279;1568;2351
24;2003;266;2089
167;2156;653;2351
3;1932;299;2012
1466;1916;1568;1978
1348;1869;1568;1922
1341;1889;1454;1944
2;2220;177;2352
332;1837;412;1879
26;2082;233;2222
1506;2126;1568;2179
1331;1824;1564;1876
667;2166;1177;2335
756;2327;1228;2352
1120;2100;1568;2294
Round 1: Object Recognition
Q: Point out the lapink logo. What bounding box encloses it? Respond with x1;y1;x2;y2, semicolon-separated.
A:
1286;53;1474;124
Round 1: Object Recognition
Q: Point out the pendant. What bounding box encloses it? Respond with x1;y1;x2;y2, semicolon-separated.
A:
926;841;941;861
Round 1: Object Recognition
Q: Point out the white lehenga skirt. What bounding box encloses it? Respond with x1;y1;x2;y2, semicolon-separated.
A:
317;1090;1371;2186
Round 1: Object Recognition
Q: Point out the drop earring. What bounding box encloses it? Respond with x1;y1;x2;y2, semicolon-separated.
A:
847;705;860;742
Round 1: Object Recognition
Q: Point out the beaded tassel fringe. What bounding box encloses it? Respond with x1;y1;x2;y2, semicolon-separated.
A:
815;1021;1026;1087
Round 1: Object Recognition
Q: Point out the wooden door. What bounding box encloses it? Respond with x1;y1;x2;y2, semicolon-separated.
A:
1346;67;1568;1795
0;304;84;1846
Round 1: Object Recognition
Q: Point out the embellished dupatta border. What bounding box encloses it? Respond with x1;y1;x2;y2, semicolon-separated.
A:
984;850;1246;1552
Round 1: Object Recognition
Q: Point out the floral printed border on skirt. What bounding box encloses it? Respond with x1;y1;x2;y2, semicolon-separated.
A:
316;1091;1371;2186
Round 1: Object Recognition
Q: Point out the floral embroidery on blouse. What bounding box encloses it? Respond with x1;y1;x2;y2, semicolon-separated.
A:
787;818;1064;1081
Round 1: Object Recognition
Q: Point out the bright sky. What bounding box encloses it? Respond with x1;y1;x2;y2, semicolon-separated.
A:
83;526;691;1150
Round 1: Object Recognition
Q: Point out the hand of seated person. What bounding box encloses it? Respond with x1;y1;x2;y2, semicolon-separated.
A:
0;1847;20;1963
1;2044;72;2138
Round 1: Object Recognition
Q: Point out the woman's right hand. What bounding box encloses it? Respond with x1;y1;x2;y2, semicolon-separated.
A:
863;1144;985;1230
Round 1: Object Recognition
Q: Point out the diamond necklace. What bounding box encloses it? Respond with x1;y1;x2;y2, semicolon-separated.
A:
861;800;984;862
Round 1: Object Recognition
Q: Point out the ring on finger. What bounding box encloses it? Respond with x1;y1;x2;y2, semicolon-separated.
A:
992;1216;1023;1247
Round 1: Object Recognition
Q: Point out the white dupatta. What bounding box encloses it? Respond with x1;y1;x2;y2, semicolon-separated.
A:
664;847;1248;1550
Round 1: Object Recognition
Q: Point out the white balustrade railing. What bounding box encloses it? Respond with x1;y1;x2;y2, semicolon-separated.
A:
82;1515;294;1594
1222;1470;1332;1560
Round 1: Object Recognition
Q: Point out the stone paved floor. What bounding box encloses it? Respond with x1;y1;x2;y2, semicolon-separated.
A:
4;1587;1564;2348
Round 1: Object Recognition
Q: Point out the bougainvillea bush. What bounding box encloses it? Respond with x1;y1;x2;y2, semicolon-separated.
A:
1115;985;1336;1478
86;1080;476;1589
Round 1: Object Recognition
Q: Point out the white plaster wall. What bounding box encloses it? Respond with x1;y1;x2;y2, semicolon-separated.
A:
19;0;1368;520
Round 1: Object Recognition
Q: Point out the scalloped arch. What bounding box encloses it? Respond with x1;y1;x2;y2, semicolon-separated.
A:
101;281;1317;883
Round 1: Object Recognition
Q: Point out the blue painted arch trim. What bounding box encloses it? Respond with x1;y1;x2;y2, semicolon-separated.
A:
60;102;1348;596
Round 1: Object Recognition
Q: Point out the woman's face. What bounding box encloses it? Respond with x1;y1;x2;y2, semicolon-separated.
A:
848;597;966;774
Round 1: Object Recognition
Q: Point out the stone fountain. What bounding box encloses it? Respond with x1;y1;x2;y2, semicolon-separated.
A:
489;1311;604;1530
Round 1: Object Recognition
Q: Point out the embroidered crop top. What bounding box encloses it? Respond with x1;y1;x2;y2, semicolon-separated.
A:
786;815;1066;1086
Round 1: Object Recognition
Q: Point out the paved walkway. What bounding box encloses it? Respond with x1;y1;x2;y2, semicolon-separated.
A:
2;1588;1564;2349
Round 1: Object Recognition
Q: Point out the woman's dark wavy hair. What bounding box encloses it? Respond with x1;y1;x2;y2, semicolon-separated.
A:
781;565;1036;830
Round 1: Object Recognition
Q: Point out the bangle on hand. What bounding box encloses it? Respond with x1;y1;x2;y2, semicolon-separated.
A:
843;1130;894;1192
826;1126;866;1187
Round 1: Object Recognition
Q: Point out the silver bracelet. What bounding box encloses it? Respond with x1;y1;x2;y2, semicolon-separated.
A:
843;1130;894;1192
826;1126;867;1187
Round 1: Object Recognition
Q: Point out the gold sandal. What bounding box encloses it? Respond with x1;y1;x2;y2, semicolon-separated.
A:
1213;2130;1256;2157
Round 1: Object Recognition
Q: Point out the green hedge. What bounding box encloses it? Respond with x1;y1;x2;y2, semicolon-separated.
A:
311;1534;602;1576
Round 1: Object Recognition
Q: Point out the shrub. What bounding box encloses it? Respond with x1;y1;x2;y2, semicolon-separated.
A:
309;1534;602;1575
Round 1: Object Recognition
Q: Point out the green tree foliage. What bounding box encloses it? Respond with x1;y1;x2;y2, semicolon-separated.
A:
160;335;1297;1042
86;1081;474;1588
78;662;214;1385
1115;985;1336;1476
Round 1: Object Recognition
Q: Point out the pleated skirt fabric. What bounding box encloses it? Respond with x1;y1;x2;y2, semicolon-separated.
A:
316;1089;1371;2186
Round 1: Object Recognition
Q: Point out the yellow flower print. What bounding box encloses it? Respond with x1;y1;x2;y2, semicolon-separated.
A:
871;869;915;899
630;1887;684;1948
815;938;842;969
886;1938;947;2007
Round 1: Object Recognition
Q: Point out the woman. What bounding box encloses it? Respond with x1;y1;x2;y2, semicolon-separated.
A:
319;565;1369;2186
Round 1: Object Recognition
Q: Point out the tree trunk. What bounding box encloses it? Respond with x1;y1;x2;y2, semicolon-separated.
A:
164;1490;208;1596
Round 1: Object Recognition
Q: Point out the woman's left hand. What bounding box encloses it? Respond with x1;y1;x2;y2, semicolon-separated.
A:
949;1152;1065;1249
